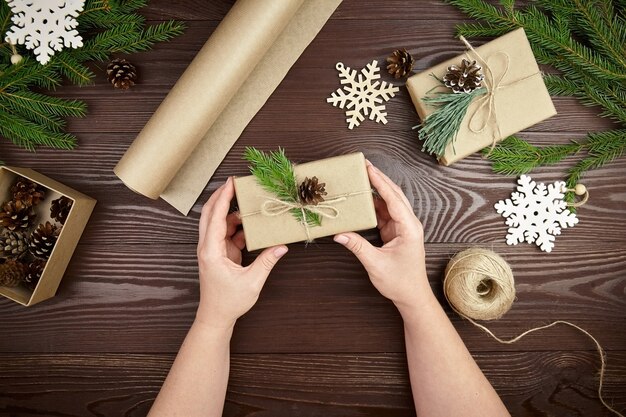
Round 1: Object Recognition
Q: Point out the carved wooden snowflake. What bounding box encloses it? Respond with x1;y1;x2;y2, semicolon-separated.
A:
495;175;578;253
327;60;399;129
4;0;85;65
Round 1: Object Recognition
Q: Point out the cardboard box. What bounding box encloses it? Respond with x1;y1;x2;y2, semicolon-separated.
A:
0;166;96;306
406;28;557;165
235;152;377;251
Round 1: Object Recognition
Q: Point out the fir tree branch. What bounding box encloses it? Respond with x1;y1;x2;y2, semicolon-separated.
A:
483;135;584;175
0;108;77;151
418;86;486;157
243;147;322;227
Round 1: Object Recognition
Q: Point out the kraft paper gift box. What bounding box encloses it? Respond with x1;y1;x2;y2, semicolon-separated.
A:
406;28;557;166
234;152;377;251
0;166;96;306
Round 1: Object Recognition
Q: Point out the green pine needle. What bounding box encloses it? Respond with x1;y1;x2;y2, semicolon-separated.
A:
418;87;486;157
243;147;322;228
448;0;626;190
0;1;185;152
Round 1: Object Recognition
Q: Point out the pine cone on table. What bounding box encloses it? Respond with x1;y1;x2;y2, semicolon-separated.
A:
50;196;73;225
0;259;27;287
29;222;60;260
443;59;485;93
386;48;415;79
0;229;28;259
107;58;138;90
24;259;46;291
0;200;36;232
298;176;327;206
11;177;46;206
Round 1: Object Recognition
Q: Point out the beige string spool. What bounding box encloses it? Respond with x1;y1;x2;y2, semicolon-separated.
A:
444;247;623;417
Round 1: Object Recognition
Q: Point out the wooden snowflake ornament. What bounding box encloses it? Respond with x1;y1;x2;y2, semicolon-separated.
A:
495;175;579;253
327;60;399;129
4;0;85;65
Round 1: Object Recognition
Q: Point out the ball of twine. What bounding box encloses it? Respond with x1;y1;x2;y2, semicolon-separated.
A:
443;247;515;321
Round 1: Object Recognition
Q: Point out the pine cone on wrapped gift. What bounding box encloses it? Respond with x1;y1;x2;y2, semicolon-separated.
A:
107;58;138;90
443;59;485;93
50;196;73;225
24;259;46;291
11;177;46;206
298;176;327;205
0;200;36;231
0;259;27;287
0;229;28;259
386;48;415;79
29;222;60;260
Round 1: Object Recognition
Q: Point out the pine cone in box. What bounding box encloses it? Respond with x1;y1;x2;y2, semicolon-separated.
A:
107;58;138;90
24;259;46;291
298;176;327;206
0;200;36;231
0;259;27;287
29;221;60;260
386;48;415;79
50;196;73;225
0;229;28;259
443;59;484;94
11;177;46;206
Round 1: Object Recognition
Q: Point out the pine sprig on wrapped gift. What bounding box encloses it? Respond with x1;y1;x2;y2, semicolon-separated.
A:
447;0;626;190
418;83;485;157
243;147;322;227
0;0;185;151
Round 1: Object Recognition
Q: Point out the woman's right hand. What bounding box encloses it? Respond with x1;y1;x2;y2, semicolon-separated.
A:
334;161;432;313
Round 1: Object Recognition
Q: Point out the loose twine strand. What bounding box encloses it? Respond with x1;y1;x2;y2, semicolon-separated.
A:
458;36;543;156
444;247;623;417
240;190;372;242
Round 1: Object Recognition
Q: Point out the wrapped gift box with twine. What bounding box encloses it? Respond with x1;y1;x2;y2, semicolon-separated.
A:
234;152;377;251
406;28;557;165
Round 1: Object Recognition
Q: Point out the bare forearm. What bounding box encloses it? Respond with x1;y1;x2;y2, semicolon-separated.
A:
148;321;233;417
399;293;510;417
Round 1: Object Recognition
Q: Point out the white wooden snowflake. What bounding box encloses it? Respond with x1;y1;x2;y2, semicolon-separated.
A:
5;0;85;65
495;175;578;253
327;60;399;129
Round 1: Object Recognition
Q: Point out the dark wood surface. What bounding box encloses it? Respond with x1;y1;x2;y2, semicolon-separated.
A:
0;0;624;416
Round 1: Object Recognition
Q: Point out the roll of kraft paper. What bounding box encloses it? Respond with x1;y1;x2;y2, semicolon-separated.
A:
114;0;342;215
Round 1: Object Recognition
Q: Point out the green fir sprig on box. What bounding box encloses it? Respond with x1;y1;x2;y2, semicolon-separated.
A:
243;147;322;227
0;0;185;151
418;82;485;156
447;0;626;203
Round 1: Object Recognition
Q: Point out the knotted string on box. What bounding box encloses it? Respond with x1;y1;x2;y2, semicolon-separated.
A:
241;190;373;242
458;36;544;156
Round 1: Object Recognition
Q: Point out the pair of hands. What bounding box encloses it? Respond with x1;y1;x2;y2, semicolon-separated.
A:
195;161;430;329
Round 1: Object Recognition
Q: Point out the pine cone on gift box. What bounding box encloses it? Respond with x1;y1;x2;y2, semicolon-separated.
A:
11;177;46;206
107;58;138;90
50;196;73;225
386;48;415;79
0;259;27;287
29;221;60;260
0;229;28;259
24;259;46;291
298;176;327;206
0;200;36;232
443;59;484;93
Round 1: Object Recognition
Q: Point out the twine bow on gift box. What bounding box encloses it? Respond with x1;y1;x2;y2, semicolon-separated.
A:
418;35;544;158
241;148;373;243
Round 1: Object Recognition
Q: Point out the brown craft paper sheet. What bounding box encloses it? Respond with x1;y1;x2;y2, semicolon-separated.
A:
406;28;557;166
234;152;377;251
114;0;342;215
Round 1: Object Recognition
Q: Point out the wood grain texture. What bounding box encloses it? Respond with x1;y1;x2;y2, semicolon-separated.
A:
0;242;623;354
0;352;624;417
0;0;624;416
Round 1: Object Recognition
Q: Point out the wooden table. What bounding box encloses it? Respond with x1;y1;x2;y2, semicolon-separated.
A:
1;1;625;416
